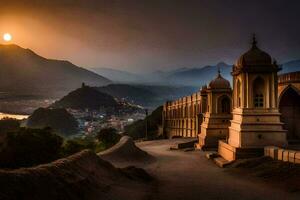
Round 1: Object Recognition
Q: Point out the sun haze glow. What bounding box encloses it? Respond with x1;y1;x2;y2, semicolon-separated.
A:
3;33;12;42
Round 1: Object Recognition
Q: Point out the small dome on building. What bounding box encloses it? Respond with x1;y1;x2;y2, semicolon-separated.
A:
236;35;272;67
201;84;207;91
208;69;231;89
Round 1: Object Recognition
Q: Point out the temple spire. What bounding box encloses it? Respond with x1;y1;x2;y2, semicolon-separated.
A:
217;67;221;78
252;33;257;49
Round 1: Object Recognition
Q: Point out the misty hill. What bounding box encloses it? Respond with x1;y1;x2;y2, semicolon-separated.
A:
96;84;198;109
152;60;300;86
164;62;232;86
26;108;79;136
0;44;111;97
51;85;118;110
280;60;300;74
90;67;142;83
91;63;232;87
92;60;300;87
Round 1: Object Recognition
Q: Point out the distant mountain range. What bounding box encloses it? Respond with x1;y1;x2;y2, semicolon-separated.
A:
92;60;300;87
280;60;300;74
90;67;142;83
0;43;299;114
96;84;198;110
0;44;111;98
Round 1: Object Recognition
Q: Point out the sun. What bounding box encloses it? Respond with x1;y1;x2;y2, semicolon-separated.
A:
3;33;12;42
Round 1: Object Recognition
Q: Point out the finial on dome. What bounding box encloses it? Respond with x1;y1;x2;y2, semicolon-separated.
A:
217;66;221;77
252;33;257;48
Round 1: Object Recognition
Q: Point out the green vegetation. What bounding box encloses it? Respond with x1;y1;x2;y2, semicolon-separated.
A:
124;106;163;140
96;128;121;148
0;127;63;168
62;128;121;156
0;118;20;134
0;118;121;169
26;107;79;137
61;136;97;156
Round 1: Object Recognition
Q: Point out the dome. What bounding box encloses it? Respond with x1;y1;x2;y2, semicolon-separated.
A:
236;35;272;67
208;70;231;89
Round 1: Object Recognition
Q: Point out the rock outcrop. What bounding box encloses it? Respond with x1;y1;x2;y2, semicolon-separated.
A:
99;136;155;165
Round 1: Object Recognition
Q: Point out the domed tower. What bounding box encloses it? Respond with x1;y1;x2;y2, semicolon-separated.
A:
218;36;287;161
196;69;232;150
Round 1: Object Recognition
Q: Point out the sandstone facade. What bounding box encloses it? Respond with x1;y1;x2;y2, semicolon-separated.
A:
162;37;300;160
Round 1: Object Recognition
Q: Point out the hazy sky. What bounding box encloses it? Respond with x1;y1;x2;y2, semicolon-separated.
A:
1;0;300;73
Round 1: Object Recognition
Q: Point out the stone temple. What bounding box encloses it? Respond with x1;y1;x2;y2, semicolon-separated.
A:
162;36;300;161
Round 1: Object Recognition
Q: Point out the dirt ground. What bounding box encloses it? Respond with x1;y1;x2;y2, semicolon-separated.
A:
106;138;300;200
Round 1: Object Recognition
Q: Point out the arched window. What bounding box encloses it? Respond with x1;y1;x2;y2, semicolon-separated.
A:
253;77;265;108
218;95;231;114
279;86;300;139
254;94;264;107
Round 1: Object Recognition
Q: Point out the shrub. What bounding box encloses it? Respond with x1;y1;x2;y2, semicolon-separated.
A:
0;127;63;168
26;108;79;137
96;128;121;148
124;106;163;139
0;118;20;134
61;137;96;156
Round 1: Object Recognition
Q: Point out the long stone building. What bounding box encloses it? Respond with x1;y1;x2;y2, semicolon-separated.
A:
162;37;300;158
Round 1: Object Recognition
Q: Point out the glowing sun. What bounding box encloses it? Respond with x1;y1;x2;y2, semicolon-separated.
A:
3;33;12;42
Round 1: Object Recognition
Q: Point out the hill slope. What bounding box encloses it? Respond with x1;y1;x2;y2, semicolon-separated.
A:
26;108;79;136
0;150;152;200
163;62;232;86
0;44;111;97
124;106;163;139
96;84;198;109
51;85;118;110
90;67;142;83
92;60;300;87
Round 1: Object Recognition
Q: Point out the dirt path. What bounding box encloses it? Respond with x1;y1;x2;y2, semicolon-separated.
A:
134;139;300;200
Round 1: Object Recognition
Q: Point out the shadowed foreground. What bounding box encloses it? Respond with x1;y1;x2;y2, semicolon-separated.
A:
1;138;300;200
0;150;152;200
133;139;300;200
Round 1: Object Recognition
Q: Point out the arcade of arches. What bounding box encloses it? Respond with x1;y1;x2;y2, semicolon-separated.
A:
278;72;300;140
162;72;300;142
162;39;300;159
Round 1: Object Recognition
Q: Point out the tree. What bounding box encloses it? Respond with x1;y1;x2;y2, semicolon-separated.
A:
0;127;63;168
62;137;96;156
26;108;79;137
96;128;120;148
124;106;163;140
0;118;20;134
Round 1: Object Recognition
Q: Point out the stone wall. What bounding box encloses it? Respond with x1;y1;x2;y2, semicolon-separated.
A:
163;92;202;138
264;146;300;164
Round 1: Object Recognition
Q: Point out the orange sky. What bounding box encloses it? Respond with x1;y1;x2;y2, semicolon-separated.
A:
1;0;300;73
